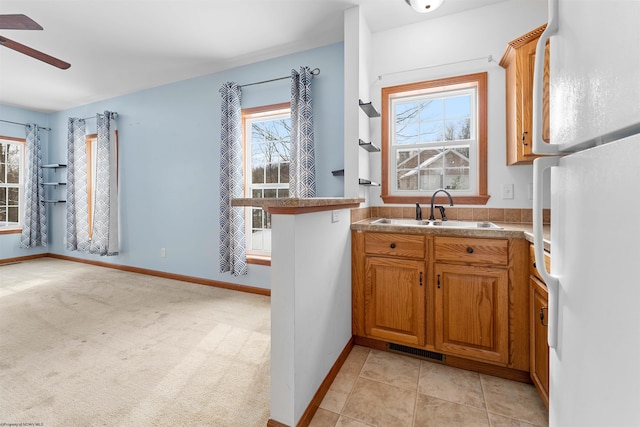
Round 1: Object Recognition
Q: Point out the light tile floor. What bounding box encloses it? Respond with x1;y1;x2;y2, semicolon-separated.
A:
310;345;548;427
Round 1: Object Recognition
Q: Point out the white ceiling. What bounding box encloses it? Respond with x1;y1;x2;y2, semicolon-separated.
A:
0;0;507;113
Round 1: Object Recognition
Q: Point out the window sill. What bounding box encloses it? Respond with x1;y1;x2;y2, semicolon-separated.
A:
247;255;271;267
0;227;22;235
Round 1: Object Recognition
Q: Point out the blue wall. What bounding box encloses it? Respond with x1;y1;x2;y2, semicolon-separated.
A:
1;42;344;290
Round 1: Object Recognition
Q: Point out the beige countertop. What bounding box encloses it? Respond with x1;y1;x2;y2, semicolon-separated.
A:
231;197;364;214
351;218;551;252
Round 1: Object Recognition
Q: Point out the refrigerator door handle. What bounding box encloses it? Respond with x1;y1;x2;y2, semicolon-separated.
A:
533;156;560;348
532;0;560;156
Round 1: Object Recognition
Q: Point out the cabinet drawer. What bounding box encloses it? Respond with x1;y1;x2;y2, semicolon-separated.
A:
529;244;551;282
434;236;508;266
364;233;426;259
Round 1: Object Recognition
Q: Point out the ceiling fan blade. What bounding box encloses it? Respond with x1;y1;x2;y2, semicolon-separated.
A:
0;35;70;69
0;14;43;30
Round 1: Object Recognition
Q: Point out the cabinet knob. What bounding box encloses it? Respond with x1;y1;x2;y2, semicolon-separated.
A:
522;131;529;146
466;247;474;254
437;274;441;289
533;261;537;268
390;243;396;249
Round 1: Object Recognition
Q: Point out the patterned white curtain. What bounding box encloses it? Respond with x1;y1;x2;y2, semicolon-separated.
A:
20;124;47;248
66;118;90;252
289;66;316;198
89;111;119;256
219;82;247;276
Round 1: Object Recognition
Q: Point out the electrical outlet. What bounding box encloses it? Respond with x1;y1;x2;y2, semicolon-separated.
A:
161;248;166;258
502;184;514;200
331;210;340;223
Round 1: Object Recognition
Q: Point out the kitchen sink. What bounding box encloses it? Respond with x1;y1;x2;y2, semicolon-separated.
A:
371;218;503;230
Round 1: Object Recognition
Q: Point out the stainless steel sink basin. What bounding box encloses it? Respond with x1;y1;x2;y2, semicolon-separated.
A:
371;218;503;230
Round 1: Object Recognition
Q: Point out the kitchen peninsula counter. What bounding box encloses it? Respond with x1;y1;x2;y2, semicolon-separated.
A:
231;197;364;214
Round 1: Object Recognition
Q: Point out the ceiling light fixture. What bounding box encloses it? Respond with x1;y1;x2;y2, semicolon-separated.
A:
404;0;445;14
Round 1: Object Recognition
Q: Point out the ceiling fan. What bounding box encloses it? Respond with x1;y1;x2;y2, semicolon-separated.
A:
0;13;70;69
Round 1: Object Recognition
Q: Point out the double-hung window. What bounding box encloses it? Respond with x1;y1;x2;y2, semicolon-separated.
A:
0;136;24;232
381;73;488;204
242;103;291;260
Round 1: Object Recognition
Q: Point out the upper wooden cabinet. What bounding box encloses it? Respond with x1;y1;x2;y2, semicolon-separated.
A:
500;24;550;165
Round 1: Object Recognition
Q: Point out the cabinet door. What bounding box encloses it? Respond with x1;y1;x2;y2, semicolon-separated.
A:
364;256;426;346
435;264;509;364
520;37;550;159
530;276;550;407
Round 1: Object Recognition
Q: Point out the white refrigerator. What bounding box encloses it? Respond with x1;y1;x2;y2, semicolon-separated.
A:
531;0;640;426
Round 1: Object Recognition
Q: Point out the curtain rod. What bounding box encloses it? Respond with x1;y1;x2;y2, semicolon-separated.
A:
377;55;494;81
239;68;320;88
0;119;51;131
80;111;119;120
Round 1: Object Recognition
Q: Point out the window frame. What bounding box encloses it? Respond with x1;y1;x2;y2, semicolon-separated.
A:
242;102;291;264
0;136;25;234
381;72;489;205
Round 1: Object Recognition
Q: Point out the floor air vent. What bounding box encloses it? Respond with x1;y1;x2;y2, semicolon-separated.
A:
387;343;445;363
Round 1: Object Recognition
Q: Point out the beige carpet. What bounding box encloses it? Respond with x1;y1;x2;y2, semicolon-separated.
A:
0;258;271;426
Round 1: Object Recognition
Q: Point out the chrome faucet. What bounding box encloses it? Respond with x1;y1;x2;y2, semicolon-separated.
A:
415;203;422;220
429;189;454;221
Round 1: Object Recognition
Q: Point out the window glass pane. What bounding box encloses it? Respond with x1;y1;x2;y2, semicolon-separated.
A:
445;95;471;117
277;188;289;198
7;164;19;184
252;165;265;184
397;169;418;191
0;188;5;204
252;142;267;166
444;118;471;140
7;144;20;164
0;164;5;183
0;144;6;163
252;208;263;228
280;162;289;184
252;189;262;198
0;209;5;222
444;168;470;190
264;189;277;198
8;188;19;205
8;207;18;222
265;164;279;184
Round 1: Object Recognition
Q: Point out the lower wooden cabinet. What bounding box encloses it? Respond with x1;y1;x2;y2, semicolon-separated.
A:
352;230;529;375
434;263;509;364
364;256;426;346
530;275;550;407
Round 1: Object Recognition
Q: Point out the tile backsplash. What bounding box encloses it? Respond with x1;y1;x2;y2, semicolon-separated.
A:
351;206;550;224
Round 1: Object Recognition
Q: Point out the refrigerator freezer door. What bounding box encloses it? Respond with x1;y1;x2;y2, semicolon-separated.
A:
535;0;640;154
549;137;640;426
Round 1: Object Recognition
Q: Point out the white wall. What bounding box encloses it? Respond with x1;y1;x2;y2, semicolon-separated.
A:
270;208;352;425
366;0;548;208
